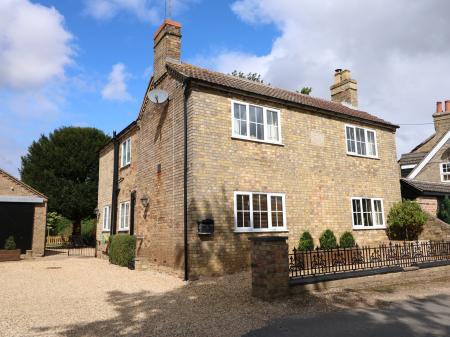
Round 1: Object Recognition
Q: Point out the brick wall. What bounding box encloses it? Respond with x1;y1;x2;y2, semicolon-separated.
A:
416;196;438;215
186;87;401;278
0;170;47;256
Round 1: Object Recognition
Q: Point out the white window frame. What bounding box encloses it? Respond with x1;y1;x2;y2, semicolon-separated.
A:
351;197;385;230
102;205;111;232
231;100;283;145
345;124;378;159
121;138;132;167
234;191;287;233
440;162;450;182
119;201;130;231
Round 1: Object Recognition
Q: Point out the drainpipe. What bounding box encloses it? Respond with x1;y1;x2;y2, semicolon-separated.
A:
183;79;191;281
111;131;119;235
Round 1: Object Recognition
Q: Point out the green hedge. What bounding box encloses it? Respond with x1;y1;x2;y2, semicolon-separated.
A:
387;200;427;240
319;229;337;250
339;232;356;248
298;231;314;251
109;234;136;267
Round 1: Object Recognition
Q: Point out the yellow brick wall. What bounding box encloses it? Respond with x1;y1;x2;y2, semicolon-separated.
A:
187;88;402;278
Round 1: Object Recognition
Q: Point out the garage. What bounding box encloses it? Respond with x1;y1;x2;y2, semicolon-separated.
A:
0;168;47;256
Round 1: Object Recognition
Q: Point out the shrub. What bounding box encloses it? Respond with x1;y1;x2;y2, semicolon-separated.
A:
298;231;314;251
4;236;16;250
47;212;72;236
438;196;450;224
81;218;96;246
109;234;136;267
387;200;427;240
319;229;337;250
339;232;356;248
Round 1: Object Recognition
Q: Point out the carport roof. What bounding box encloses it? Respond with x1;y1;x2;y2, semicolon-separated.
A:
0;168;47;200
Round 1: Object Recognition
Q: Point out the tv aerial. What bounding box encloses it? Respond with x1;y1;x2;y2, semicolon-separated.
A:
147;89;169;104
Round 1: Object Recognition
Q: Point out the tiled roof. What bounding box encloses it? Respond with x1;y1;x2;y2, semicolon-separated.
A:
166;62;398;129
398;152;427;166
401;179;450;195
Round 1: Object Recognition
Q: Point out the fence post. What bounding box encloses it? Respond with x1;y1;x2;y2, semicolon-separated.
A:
249;236;289;300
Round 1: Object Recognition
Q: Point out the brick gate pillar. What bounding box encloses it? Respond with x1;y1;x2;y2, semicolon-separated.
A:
249;236;289;300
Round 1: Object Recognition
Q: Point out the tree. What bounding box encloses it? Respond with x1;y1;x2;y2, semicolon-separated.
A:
298;87;312;95
438;196;450;224
21;127;110;236
387;200;427;241
231;70;266;84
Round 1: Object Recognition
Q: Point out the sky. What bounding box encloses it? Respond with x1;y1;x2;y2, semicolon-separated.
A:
1;0;450;177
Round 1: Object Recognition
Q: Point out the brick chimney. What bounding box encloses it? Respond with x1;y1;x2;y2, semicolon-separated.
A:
330;69;358;108
153;19;182;82
433;100;450;135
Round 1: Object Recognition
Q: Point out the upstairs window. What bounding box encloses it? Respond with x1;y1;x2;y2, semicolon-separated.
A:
121;138;131;167
234;192;286;232
352;197;385;229
232;101;281;144
441;163;450;182
102;205;111;231
346;125;377;158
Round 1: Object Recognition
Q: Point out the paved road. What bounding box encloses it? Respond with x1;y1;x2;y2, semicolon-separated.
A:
244;295;450;337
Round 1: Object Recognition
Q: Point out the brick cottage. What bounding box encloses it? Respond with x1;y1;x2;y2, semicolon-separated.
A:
96;20;402;279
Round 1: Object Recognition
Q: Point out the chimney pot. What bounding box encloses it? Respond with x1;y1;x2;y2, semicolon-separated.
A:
437;101;443;113
445;100;450;113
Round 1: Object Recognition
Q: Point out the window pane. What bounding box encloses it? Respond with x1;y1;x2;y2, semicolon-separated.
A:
373;200;384;226
356;128;367;155
249;105;264;140
233;103;247;136
352;199;362;226
367;131;376;156
362;199;373;226
236;194;250;228
260;212;268;228
254;212;261;229
346;127;356;153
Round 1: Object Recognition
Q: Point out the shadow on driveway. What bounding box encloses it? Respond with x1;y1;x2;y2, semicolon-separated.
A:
244;295;450;337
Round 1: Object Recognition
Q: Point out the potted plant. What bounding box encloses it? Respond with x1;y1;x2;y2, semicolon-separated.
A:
0;236;21;262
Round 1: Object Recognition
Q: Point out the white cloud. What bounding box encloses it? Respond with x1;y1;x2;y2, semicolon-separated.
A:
83;0;159;23
203;0;450;156
0;0;73;90
102;63;132;101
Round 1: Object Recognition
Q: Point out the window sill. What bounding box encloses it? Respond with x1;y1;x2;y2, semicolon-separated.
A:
120;163;131;170
117;229;130;233
346;152;380;160
231;136;284;147
352;226;386;231
234;229;289;234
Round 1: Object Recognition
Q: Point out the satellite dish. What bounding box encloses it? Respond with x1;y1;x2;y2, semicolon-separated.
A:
147;89;169;104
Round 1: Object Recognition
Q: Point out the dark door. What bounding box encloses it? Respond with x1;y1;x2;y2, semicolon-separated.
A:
0;202;35;253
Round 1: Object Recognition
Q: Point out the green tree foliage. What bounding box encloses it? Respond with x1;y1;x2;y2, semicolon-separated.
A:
231;70;266;84
319;229;337;250
21;127;110;235
339;232;356;248
438;196;450;224
109;234;136;267
4;236;16;250
298;231;314;251
387;200;427;240
81;218;97;246
298;87;312;95
47;212;72;236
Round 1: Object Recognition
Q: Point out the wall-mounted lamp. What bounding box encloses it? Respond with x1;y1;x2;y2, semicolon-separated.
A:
140;195;149;208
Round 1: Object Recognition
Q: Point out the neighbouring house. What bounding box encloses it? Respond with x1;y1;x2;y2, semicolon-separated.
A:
399;101;450;240
0;168;47;256
96;20;402;279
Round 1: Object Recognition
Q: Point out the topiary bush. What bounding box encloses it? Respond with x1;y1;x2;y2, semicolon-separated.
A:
109;234;136;267
298;231;314;251
387;200;427;241
4;236;16;250
339;232;356;248
319;229;337;250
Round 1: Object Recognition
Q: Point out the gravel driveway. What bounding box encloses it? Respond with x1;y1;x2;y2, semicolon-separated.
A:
1;257;450;337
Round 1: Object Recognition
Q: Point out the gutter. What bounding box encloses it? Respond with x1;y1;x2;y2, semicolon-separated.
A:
183;79;191;281
110;131;119;235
